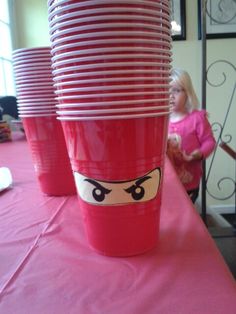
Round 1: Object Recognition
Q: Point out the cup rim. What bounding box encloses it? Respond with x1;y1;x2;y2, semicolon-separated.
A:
48;0;170;20
48;0;169;12
51;47;172;62
18;109;56;114
53;68;171;80
55;97;170;108
55;90;170;100
17;91;55;96
19;113;57;117
52;61;172;76
49;13;171;35
50;22;171;42
51;38;172;55
13;57;51;65
14;72;53;78
13;64;52;71
54;77;171;87
57;110;170;121
54;83;170;94
13;53;52;61
17;84;54;90
18;100;57;105
18;105;56;109
15;78;54;83
52;54;172;68
17;95;56;100
13;47;50;55
50;30;172;47
49;7;170;30
56;104;171;115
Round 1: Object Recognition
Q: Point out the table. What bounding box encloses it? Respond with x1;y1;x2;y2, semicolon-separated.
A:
0;132;236;314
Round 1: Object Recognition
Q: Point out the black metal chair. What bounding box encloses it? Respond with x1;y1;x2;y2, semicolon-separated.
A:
0;96;18;121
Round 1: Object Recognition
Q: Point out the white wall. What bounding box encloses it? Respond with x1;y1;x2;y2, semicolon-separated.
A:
11;0;236;209
11;0;50;49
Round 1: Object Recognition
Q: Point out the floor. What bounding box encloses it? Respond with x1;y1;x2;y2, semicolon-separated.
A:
206;214;236;279
213;235;236;279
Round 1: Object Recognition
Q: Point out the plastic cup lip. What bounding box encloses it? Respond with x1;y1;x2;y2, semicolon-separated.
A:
19;113;57;117
49;15;170;36
17;89;54;94
55;97;170;108
17;105;56;109
13;55;51;63
17;96;56;102
18;102;57;107
14;75;53;81
54;77;171;87
48;0;168;14
13;67;52;73
53;68;171;80
51;47;172;62
52;54;172;68
12;50;51;61
57;110;170;121
49;6;170;29
56;90;170;101
12;52;51;60
18;109;56;114
47;0;170;11
48;0;170;20
52;62;171;76
13;46;50;52
13;63;52;69
12;47;51;55
14;72;53;79
13;65;52;73
15;78;54;84
54;83;170;94
17;90;55;96
49;14;171;35
13;57;51;66
51;38;172;55
56;104;171;115
16;84;54;90
50;22;171;42
17;100;57;105
50;30;171;48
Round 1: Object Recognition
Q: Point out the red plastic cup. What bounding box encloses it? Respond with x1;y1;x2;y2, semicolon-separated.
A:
22;115;76;196
49;14;170;39
60;115;168;256
48;1;170;21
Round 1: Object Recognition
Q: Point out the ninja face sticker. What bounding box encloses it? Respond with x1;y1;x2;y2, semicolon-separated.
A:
74;168;161;206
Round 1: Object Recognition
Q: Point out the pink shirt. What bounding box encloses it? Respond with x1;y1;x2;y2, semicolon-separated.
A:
168;110;216;191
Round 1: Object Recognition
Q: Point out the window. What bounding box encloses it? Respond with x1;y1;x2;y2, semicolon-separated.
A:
0;0;15;96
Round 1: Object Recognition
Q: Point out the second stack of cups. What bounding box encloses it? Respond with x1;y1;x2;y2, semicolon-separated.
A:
13;47;76;196
48;0;172;256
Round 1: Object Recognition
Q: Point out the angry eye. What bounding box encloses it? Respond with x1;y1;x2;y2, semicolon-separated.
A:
84;179;111;202
124;176;151;200
73;168;161;205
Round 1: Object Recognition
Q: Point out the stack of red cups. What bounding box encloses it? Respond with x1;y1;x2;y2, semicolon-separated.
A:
48;0;173;256
13;47;76;196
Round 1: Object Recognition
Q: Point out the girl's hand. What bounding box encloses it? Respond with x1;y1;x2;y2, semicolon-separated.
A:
182;150;203;162
191;149;203;160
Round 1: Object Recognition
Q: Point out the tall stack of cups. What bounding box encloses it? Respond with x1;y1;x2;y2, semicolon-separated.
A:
48;0;172;256
12;47;76;196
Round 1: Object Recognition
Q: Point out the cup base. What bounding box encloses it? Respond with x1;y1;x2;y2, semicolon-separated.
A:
80;198;161;257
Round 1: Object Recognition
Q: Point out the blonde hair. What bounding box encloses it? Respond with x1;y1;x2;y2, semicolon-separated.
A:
171;68;199;112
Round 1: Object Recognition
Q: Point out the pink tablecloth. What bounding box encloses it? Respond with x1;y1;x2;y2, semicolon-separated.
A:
0;133;235;314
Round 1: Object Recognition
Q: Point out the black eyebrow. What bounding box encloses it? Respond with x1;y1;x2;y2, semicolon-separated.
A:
134;175;152;186
84;179;111;194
